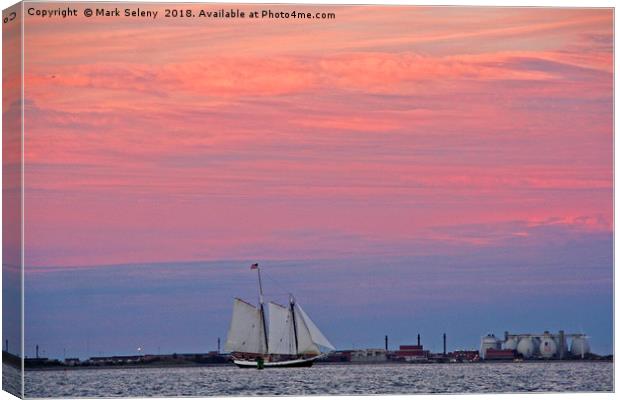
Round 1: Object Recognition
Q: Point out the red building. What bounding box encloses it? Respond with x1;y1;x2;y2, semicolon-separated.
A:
484;349;516;361
394;345;429;361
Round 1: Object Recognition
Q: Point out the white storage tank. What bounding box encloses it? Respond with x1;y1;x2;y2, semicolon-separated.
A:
503;337;518;350
539;336;557;358
516;337;535;359
570;337;590;357
480;334;500;359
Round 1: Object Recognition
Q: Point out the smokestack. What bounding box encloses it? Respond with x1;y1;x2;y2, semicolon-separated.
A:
217;337;221;354
417;334;420;347
443;333;447;355
559;330;565;359
385;335;388;351
36;345;39;359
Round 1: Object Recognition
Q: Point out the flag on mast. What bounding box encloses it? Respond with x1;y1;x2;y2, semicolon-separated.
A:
250;263;259;270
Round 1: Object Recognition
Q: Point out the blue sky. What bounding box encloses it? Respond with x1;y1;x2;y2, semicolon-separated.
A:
24;226;612;360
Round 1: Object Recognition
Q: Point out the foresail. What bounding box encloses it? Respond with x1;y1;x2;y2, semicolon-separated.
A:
293;304;320;355
225;298;266;354
267;302;296;355
295;303;336;351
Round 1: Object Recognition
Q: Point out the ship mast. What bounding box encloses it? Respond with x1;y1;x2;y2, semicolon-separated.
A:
290;294;299;355
254;263;269;354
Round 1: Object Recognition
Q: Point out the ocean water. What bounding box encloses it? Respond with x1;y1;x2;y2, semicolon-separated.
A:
21;362;612;398
2;362;22;397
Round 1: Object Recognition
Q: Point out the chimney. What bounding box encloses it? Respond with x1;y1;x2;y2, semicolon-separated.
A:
417;333;420;347
443;333;447;355
385;335;388;351
36;344;39;359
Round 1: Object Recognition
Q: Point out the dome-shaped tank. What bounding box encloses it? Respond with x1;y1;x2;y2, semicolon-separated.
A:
516;337;535;359
570;337;590;357
539;337;557;358
480;334;500;359
503;337;518;350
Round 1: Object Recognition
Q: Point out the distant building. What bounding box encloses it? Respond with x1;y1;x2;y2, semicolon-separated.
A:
448;350;479;362
394;345;429;362
89;355;143;365
351;349;388;363
24;357;63;367
482;330;590;360
484;349;515;361
321;350;352;362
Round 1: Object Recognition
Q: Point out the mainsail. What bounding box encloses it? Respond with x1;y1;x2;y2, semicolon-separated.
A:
267;302;296;355
224;298;267;354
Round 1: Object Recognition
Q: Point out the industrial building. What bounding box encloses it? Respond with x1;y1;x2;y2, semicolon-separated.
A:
392;334;431;362
350;349;388;363
480;331;591;360
448;350;479;362
394;345;430;362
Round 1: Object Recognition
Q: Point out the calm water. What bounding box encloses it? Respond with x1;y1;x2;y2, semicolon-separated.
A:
18;362;613;398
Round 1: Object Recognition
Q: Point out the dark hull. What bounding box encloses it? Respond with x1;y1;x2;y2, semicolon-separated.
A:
233;358;316;368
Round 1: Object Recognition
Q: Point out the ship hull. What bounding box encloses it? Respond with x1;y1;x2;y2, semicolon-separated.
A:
233;356;319;368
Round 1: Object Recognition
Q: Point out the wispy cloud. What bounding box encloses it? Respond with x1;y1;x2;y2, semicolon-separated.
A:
19;7;612;274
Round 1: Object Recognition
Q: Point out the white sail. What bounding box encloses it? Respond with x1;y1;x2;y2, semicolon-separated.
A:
293;305;320;355
224;298;267;354
267;302;296;355
295;303;336;351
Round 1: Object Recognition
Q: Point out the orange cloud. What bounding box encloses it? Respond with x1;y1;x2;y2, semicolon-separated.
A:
26;49;609;106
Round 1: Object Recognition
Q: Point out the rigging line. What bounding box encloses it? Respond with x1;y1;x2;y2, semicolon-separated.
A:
261;269;294;297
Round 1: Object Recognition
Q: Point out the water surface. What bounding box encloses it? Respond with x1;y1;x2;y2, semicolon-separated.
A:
24;362;613;398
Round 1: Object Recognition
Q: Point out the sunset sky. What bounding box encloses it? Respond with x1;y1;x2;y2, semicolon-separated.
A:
10;4;613;358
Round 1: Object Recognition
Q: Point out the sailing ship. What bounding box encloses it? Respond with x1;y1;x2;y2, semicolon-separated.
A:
225;263;335;368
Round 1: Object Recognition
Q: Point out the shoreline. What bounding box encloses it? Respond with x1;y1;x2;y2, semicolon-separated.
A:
8;359;612;372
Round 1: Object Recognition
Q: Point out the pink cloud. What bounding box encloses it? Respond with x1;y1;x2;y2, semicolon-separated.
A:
19;6;612;268
26;48;612;103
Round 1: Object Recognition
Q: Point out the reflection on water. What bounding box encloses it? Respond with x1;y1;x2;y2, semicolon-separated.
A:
24;362;612;398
